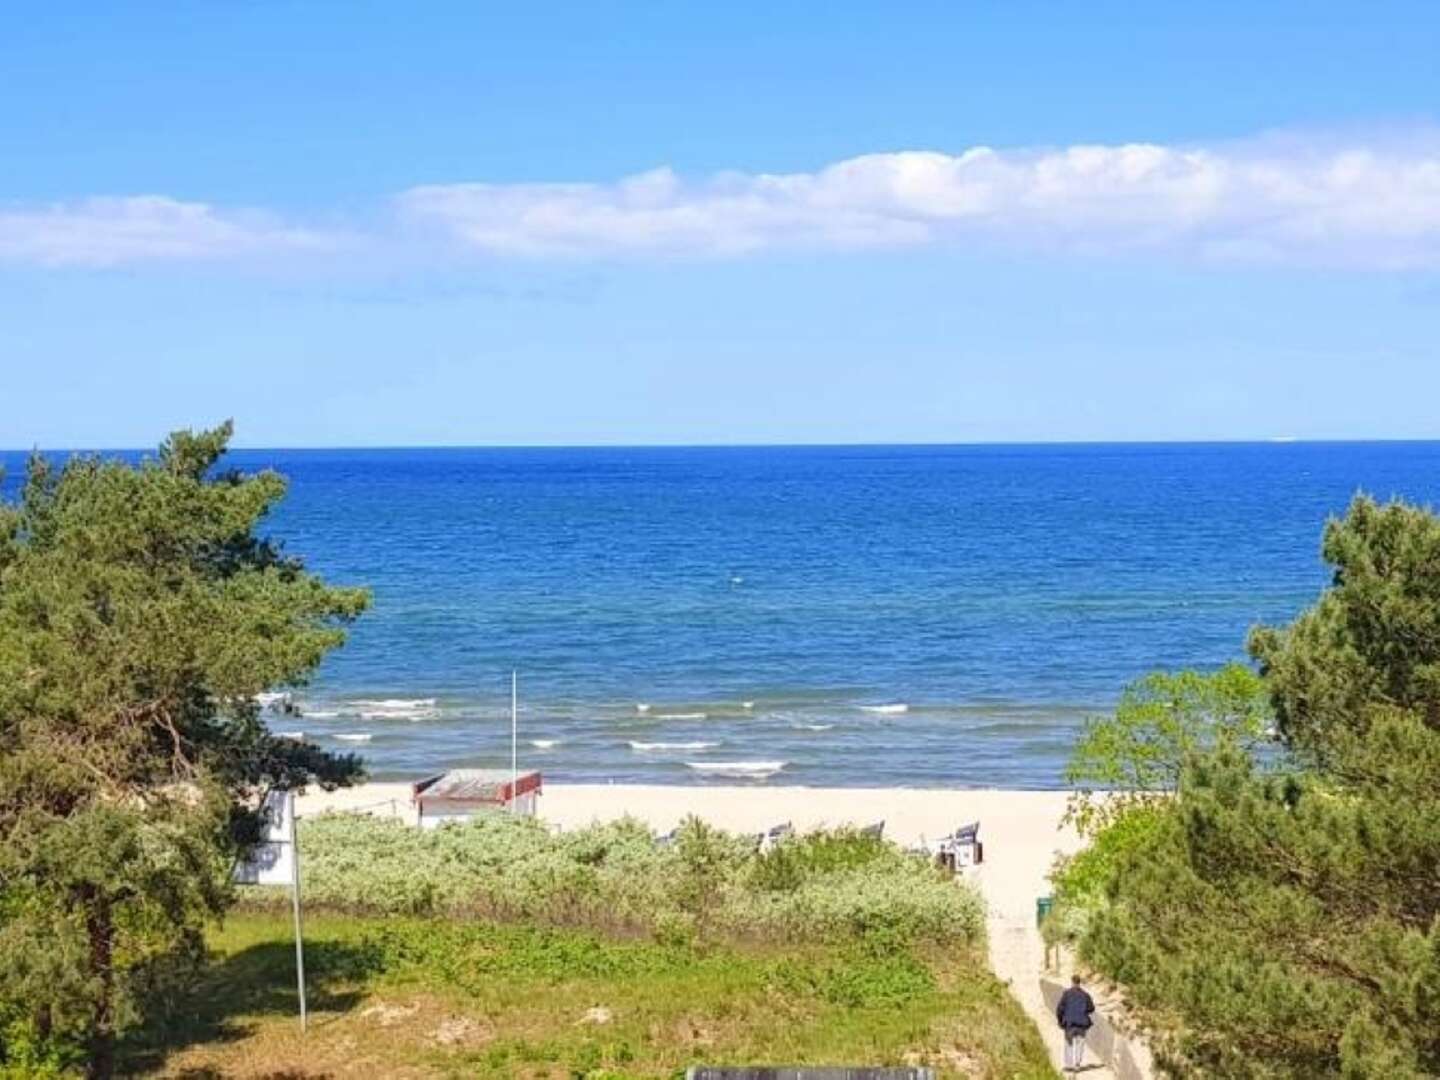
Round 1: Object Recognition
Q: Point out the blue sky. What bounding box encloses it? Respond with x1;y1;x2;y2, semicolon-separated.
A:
2;2;1438;447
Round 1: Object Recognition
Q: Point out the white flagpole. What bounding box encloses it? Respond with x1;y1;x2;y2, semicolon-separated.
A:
510;670;518;814
288;790;307;1032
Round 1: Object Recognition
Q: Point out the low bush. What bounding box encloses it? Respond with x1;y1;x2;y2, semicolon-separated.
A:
748;826;891;890
273;812;986;946
1043;804;1168;948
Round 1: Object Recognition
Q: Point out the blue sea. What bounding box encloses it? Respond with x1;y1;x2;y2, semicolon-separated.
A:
5;442;1439;787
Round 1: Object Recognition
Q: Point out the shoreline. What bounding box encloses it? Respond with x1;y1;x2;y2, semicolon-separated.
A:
358;776;1074;792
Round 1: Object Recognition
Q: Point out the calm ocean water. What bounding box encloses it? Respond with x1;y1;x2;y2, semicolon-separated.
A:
5;443;1439;787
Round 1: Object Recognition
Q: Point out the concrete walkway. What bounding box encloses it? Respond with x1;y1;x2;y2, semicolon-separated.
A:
965;795;1118;1079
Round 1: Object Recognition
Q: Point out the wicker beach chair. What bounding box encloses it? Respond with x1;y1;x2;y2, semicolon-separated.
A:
940;821;982;867
758;821;793;852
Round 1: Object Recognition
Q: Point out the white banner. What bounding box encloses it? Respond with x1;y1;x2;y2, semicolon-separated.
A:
234;789;295;886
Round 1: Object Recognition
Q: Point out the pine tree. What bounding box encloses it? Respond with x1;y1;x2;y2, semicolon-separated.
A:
1069;496;1440;1078
0;425;369;1078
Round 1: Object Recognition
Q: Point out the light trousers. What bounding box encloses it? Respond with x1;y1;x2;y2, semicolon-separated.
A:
1064;1029;1087;1070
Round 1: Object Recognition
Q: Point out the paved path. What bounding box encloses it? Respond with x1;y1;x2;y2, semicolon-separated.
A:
965;798;1118;1079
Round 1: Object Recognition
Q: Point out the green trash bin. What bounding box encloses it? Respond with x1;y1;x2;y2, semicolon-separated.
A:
1036;895;1054;928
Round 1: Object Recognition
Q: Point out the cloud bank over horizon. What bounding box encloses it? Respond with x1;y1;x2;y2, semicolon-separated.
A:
402;132;1440;269
6;130;1440;270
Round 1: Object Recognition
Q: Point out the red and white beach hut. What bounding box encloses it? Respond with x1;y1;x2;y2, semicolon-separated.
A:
411;768;543;828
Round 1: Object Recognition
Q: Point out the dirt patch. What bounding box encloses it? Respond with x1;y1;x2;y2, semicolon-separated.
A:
430;1015;493;1047
577;1005;613;1026
360;1000;419;1027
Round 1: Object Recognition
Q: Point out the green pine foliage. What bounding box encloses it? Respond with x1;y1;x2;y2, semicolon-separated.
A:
1063;496;1440;1078
0;425;369;1079
1250;494;1440;759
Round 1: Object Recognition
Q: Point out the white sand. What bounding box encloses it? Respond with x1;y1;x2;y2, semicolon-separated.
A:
294;781;1104;1075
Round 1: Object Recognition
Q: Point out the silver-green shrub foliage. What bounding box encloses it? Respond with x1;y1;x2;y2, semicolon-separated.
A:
285;814;985;945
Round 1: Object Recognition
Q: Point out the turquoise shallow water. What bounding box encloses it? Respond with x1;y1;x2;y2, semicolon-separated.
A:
6;442;1439;787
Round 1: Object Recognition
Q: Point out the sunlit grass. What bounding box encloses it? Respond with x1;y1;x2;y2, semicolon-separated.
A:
123;912;1056;1079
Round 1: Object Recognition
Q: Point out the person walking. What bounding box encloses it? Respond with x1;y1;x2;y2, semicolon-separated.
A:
1056;973;1095;1074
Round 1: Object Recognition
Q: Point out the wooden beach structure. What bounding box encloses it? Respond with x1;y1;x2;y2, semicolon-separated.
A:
412;768;542;828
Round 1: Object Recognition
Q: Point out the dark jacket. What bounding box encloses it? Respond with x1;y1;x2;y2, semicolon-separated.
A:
1057;986;1095;1030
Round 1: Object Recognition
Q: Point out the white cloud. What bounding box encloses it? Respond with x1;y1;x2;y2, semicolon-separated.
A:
398;134;1440;268
0;196;336;268
6;133;1439;270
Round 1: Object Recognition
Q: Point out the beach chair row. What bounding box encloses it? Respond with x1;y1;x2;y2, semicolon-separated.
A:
653;819;886;851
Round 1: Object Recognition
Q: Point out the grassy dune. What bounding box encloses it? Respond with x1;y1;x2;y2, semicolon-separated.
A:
123;912;1055;1079
117;815;1053;1078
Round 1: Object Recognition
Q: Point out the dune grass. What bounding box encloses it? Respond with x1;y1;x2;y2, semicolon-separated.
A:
122;911;1056;1079
276;813;987;946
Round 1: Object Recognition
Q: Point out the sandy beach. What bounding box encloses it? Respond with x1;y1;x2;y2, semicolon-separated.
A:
296;781;1094;1074
295;780;1076;849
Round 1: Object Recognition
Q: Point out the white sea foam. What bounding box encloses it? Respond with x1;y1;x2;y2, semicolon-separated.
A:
350;697;440;720
304;710;339;719
860;703;908;715
741;701;755;710
656;712;707;720
630;740;719;752
635;703;651;714
255;691;292;709
686;760;785;777
358;708;439;721
275;730;305;740
793;722;835;732
530;739;560;749
333;732;372;743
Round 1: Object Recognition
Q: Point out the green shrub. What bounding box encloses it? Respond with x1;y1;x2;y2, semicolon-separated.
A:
762;949;936;1009
748;826;890;891
352;920;696;993
729;861;983;943
276;811;985;947
0;1009;82;1080
1045;803;1170;946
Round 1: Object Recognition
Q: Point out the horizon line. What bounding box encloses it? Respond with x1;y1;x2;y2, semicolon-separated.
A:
3;435;1440;454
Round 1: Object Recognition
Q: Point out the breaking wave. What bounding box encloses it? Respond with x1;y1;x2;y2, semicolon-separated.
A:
686;760;785;778
630;740;719;752
349;698;440;720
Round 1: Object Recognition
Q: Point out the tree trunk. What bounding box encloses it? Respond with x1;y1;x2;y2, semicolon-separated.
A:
84;892;115;1080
